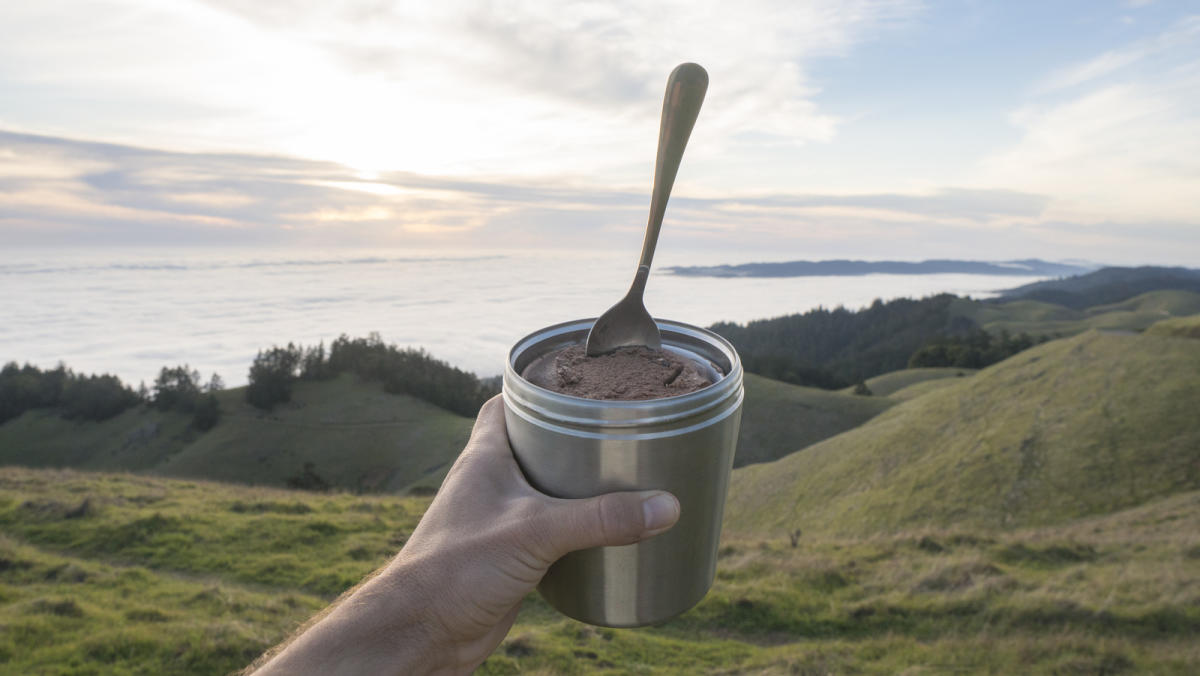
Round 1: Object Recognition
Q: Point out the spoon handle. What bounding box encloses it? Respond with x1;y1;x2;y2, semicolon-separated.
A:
638;62;708;271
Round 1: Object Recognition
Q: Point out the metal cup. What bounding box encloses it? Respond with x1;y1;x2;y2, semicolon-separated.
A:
503;318;743;627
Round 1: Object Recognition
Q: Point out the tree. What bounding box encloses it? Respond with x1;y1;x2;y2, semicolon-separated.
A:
301;341;333;380
60;374;140;421
206;373;225;393
153;366;202;412
246;344;302;410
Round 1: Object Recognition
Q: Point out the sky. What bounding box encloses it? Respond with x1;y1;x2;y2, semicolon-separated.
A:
1;0;1197;264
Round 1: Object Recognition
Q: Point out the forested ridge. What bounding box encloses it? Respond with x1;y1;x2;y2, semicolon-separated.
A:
711;294;981;389
999;266;1200;309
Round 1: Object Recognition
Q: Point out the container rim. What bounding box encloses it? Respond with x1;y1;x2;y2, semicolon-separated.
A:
503;318;743;428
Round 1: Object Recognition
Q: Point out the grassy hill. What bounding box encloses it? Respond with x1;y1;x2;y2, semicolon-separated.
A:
1146;313;1200;339
0;368;899;483
950;290;1200;337
886;376;971;401
844;367;976;397
0;374;473;493
726;330;1200;536
735;373;893;466
3;466;1198;674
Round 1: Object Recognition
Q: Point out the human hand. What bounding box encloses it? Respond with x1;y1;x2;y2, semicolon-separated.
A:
249;395;680;675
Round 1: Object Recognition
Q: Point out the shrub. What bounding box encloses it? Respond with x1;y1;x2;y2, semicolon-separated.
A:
191;393;221;431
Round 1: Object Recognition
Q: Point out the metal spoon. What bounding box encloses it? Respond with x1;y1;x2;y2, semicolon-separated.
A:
585;62;708;356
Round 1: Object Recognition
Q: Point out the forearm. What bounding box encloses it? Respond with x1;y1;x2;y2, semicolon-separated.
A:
250;557;454;676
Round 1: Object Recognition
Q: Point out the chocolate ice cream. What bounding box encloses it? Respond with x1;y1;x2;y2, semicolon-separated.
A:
521;344;717;400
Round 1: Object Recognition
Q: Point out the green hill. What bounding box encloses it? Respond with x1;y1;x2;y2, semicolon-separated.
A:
726;330;1200;536
1146;313;1200;339
950;290;1200;337
886;376;969;401
0;374;473;493
845;367;976;397
736;374;893;466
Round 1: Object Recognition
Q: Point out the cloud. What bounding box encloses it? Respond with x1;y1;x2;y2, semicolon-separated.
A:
978;15;1200;227
1036;15;1200;93
2;129;1058;253
0;0;921;182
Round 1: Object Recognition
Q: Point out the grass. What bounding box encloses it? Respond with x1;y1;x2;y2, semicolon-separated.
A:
0;373;473;494
0;467;429;597
735;374;893;467
1146;313;1200;339
886;376;971;401
847;367;977;397
3;466;1198;674
726;329;1200;536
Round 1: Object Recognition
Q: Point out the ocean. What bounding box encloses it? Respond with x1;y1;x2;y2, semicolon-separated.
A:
0;248;1048;387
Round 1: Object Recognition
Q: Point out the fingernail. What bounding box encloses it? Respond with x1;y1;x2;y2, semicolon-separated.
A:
642;492;680;534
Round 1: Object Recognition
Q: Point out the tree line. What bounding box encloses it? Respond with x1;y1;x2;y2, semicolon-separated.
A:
711;295;1047;389
1;334;501;431
711;295;975;388
245;333;500;417
0;362;222;429
908;329;1048;370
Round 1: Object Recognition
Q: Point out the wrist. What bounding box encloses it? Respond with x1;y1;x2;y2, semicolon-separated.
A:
254;556;455;676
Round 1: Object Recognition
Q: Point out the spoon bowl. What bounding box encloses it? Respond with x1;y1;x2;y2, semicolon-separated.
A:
586;63;708;356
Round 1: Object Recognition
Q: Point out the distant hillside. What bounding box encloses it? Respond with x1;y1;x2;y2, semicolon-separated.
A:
669;258;1091;278
999;266;1200;309
726;330;1200;536
1146;313;1200;339
951;289;1200;337
0;373;473;493
736;373;893;467
714;288;1200;389
712;294;972;387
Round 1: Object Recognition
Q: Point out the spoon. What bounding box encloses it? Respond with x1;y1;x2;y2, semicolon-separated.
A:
585;62;708;356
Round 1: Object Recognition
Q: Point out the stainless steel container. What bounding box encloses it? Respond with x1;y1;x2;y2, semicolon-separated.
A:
503;318;743;627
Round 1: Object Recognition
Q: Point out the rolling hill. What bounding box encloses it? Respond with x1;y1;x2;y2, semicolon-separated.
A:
0;369;901;487
1146;313;1200;339
950;289;1200;337
726;329;1200;536
842;367;976;397
0;374;473;493
998;265;1200;308
735;373;893;466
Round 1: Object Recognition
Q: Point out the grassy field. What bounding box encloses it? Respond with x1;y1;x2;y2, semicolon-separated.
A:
727;329;1200;536
0;467;430;674
0;374;473;494
2;467;1197;674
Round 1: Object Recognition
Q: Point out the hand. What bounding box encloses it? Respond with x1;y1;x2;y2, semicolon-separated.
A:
249;395;681;675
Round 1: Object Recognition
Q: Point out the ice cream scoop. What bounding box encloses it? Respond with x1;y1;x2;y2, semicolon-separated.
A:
585;63;708;356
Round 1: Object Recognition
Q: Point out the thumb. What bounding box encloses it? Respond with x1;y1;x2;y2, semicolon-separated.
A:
534;490;680;560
